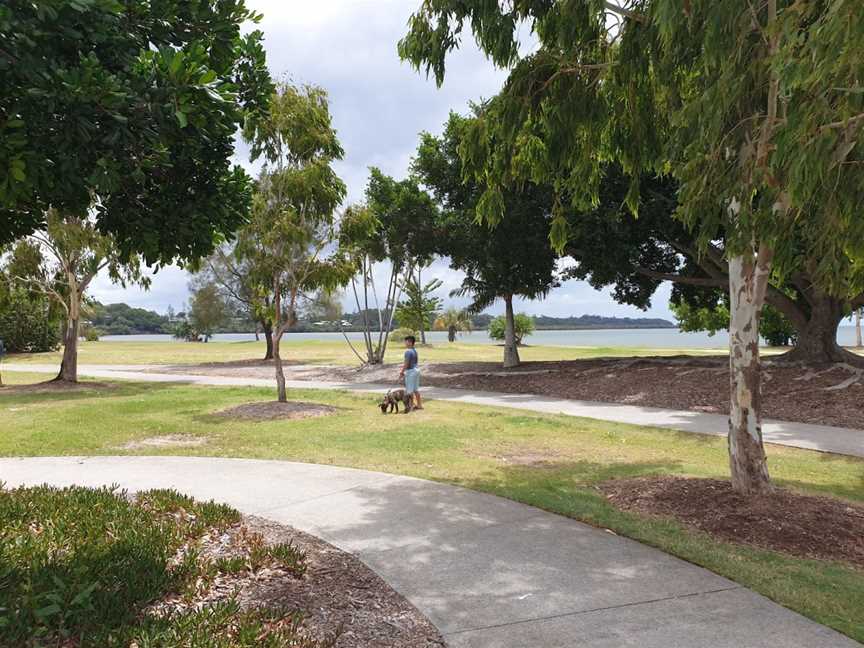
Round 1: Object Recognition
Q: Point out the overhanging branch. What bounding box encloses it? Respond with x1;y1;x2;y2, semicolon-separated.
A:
634;267;727;287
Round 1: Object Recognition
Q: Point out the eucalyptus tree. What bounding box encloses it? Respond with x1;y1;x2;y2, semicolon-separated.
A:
18;210;147;382
338;170;438;364
241;83;351;402
400;0;864;494
199;242;275;360
413;112;560;368
0;0;271;264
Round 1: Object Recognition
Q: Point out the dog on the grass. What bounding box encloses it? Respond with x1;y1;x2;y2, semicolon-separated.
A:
379;388;413;414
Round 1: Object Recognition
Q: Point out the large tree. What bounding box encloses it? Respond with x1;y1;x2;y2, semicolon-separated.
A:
400;0;864;494
18;210;147;381
198;242;276;360
563;166;860;364
0;240;62;353
188;279;228;343
338;170;439;364
0;0;271;264
241;83;351;402
413;112;560;368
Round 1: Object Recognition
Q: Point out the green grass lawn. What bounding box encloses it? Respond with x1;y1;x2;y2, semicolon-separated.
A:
1;379;862;641
3;338;725;368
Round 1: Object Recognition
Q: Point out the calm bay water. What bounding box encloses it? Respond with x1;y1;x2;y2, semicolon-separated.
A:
100;327;860;349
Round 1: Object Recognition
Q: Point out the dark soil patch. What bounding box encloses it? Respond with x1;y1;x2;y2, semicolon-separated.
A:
216;401;337;421
601;476;864;568
151;515;444;647
420;357;864;430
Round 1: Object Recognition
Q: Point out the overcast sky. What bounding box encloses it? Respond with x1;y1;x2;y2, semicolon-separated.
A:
89;0;675;320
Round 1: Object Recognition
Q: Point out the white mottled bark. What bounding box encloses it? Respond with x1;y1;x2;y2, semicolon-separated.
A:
856;309;862;348
502;295;520;369
727;250;772;494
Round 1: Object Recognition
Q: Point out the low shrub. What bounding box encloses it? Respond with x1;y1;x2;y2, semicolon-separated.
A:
0;484;322;647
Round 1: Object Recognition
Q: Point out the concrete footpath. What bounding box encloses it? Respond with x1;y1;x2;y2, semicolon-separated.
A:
6;363;863;458
1;456;858;648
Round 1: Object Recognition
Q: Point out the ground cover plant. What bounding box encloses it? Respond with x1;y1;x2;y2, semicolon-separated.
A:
0;484;332;647
1;380;862;641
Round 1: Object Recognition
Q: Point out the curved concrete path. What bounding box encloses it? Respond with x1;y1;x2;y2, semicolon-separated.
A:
6;363;864;458
1;456;858;647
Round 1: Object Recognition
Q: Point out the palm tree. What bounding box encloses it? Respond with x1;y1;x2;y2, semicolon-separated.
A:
434;308;473;342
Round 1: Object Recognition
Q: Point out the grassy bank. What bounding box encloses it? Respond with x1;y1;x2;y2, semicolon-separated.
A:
3;338;724;368
1;379;862;641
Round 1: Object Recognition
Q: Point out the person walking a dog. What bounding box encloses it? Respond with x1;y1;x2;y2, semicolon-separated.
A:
399;335;423;410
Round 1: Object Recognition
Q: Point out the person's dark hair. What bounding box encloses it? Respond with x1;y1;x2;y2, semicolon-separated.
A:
404;335;416;345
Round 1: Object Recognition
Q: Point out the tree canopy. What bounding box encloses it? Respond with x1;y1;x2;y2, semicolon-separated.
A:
413;112;560;313
413;111;561;366
400;0;864;493
240;82;350;400
1;0;272;264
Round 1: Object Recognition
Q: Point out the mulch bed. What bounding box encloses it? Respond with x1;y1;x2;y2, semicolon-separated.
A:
215;401;337;421
420;357;864;430
153;515;444;648
601;476;864;568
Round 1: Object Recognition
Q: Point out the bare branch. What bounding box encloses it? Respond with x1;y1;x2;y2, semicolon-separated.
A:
604;1;647;23
634;267;728;287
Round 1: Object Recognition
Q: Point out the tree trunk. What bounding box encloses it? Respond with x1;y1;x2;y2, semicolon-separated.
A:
502;295;520;369
262;321;274;360
448;325;456;343
773;292;863;366
856;309;862;348
57;317;79;383
727;253;771;495
56;285;82;383
273;335;287;403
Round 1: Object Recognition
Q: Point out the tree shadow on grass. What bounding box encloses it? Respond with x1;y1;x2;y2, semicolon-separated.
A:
0;380;179;407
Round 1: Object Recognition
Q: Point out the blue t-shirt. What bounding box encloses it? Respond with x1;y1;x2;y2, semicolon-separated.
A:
404;348;418;370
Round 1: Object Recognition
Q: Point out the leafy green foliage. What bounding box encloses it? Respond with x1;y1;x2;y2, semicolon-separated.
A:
0;0;272;264
0;483;328;647
412;112;560;313
126;602;333;648
488;313;535;345
0;286;62;353
672;298;798;347
238;83;351;340
399;0;864;292
189;280;228;342
434;307;473;342
395;274;442;335
87;302;171;336
337;171;439;364
390;326;419;342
